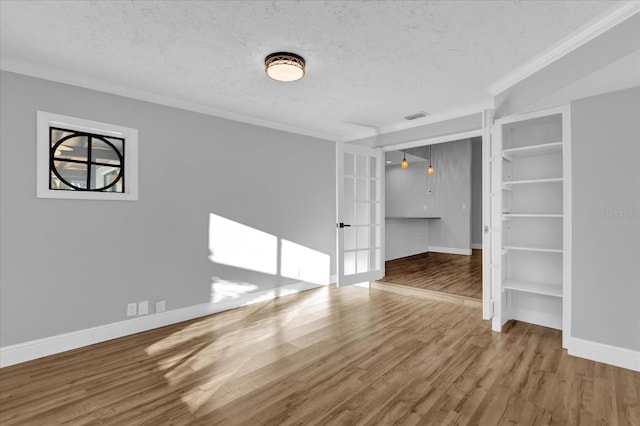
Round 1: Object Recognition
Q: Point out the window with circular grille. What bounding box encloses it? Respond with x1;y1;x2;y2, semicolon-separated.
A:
50;127;125;192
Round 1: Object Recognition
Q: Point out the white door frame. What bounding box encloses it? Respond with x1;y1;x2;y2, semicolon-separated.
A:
377;127;492;319
482;110;496;320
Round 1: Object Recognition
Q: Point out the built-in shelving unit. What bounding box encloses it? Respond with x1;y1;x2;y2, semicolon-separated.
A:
492;106;570;340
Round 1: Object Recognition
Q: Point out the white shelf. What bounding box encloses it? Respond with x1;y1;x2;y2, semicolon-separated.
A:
503;178;563;188
503;244;563;253
503;280;562;297
502;142;563;161
503;213;563;220
385;217;441;220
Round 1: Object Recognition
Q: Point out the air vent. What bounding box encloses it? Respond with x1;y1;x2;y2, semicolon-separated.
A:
403;111;429;121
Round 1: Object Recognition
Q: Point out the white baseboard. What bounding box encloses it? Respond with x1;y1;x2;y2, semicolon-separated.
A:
566;337;640;372
428;246;472;256
471;243;483;250
508;307;562;330
0;280;326;368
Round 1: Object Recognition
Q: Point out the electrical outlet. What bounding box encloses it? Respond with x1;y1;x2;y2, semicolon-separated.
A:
127;303;137;317
156;300;166;313
138;300;149;315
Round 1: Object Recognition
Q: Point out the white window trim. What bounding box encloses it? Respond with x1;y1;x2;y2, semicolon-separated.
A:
36;111;138;201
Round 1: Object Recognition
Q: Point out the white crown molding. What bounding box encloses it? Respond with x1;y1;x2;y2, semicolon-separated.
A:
487;1;640;96
0;280;330;368
337;102;491;143
0;57;339;142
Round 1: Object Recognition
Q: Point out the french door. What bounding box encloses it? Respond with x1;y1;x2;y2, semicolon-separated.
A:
336;143;385;286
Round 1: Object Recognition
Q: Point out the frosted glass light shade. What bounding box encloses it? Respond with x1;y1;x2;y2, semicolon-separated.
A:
265;52;305;82
427;165;434;175
400;159;408;169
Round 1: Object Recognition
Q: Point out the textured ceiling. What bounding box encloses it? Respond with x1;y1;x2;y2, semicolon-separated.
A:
0;0;619;141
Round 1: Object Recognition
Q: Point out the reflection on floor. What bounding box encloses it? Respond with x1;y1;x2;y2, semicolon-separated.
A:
1;285;636;425
379;249;482;299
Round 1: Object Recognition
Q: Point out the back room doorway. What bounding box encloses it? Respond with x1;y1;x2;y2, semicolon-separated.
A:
373;136;484;307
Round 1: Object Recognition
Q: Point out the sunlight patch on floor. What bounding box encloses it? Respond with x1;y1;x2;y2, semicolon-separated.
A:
210;279;259;303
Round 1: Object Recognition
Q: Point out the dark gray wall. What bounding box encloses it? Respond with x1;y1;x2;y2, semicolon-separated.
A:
471;137;483;247
0;71;336;346
385;139;472;256
571;86;640;351
427;139;472;250
385;162;430;260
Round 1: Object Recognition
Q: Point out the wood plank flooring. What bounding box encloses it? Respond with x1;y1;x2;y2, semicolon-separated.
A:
1;285;638;425
381;250;483;299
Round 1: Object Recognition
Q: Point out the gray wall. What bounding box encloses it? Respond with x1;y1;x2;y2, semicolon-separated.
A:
0;71;336;346
385;162;430;260
471;137;483;247
385;139;472;258
427;140;472;250
384;219;428;261
571;86;640;351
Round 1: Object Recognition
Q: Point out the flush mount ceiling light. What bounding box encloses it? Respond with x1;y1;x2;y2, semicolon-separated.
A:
265;52;305;82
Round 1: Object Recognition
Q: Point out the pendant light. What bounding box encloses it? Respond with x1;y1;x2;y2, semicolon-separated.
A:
427;145;434;175
400;150;408;169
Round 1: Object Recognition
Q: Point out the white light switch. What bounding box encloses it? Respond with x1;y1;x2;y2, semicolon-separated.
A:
138;300;149;315
156;300;166;313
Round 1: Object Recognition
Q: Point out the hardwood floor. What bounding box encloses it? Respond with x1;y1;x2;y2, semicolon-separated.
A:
1;285;638;425
381;250;483;299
